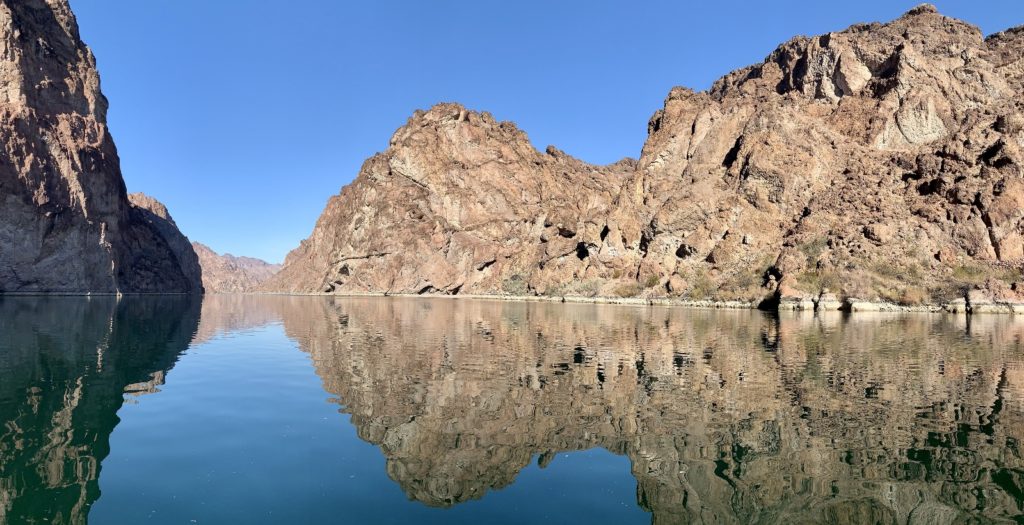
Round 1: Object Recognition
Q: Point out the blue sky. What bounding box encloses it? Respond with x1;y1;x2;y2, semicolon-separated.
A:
70;1;1023;263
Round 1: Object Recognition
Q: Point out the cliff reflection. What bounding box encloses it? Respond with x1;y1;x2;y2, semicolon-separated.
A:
0;296;200;524
261;297;1024;524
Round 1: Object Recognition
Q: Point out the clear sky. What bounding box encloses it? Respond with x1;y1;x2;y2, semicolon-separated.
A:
69;1;1024;263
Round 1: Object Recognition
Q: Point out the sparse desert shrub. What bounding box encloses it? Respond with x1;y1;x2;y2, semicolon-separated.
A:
688;273;714;300
899;286;929;306
798;237;828;265
644;275;660;288
952;264;986;282
577;280;601;297
501;274;529;296
614;283;640;297
795;269;840;294
870;260;922;281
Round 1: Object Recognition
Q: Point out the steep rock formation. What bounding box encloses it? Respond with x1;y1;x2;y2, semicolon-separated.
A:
192;242;280;293
128;193;203;292
268;5;1024;308
266;106;633;296
0;0;201;293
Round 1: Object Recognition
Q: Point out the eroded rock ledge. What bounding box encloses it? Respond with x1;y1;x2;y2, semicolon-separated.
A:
265;5;1024;313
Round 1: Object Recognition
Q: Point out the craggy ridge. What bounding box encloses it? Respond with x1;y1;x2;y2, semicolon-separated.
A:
266;5;1024;313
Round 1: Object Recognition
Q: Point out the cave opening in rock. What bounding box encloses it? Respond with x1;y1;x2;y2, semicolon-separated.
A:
639;234;651;257
676;244;696;258
600;225;610;241
575;242;589;260
722;137;742;168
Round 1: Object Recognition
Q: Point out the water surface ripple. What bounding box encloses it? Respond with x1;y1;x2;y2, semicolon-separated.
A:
1;295;1022;524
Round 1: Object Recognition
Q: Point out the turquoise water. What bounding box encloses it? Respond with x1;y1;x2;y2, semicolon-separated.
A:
2;295;1024;523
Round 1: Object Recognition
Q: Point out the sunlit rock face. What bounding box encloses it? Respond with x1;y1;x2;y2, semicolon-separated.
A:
0;296;199;523
264;106;634;297
191;242;280;293
0;1;201;293
268;6;1024;307
258;297;1024;523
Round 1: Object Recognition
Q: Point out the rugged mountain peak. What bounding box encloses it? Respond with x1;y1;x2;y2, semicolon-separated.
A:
0;0;201;293
269;7;1024;308
709;3;995;113
128;192;176;226
264;100;630;295
905;3;938;16
192;242;280;293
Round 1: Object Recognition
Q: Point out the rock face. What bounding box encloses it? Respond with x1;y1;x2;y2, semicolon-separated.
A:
192;242;280;293
267;5;1024;308
128;193;203;292
0;0;201;294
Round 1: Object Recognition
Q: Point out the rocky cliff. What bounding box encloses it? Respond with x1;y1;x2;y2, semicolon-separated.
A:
128;193;203;292
0;0;201;293
266;5;1024;310
192;242;280;293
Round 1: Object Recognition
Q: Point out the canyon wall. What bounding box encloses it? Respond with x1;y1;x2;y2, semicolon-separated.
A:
267;5;1024;309
0;0;201;293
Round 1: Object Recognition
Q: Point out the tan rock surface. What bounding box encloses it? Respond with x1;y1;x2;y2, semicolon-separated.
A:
267;6;1024;308
192;242;280;293
0;0;201;293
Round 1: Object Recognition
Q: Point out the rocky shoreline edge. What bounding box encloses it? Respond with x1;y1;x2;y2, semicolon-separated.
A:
250;290;1024;315
4;289;1020;315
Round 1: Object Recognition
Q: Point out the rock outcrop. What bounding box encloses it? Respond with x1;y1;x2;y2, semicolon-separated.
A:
266;5;1024;309
128;193;203;292
192;242;280;293
0;0;201;294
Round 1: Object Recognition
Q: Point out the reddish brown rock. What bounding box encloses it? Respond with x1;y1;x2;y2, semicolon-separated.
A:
192;242;280;293
267;5;1024;307
0;0;201;293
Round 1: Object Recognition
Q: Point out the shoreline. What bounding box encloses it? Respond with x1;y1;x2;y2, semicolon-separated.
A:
4;290;1022;316
252;291;1024;316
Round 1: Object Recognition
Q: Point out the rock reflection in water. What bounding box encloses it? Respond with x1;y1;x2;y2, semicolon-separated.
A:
6;294;1021;524
0;296;200;524
265;297;1024;524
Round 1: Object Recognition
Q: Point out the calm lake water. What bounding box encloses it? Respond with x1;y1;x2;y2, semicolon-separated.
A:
1;295;1023;524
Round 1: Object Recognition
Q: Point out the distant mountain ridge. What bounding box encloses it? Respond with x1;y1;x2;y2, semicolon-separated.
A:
265;5;1024;312
192;242;280;293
